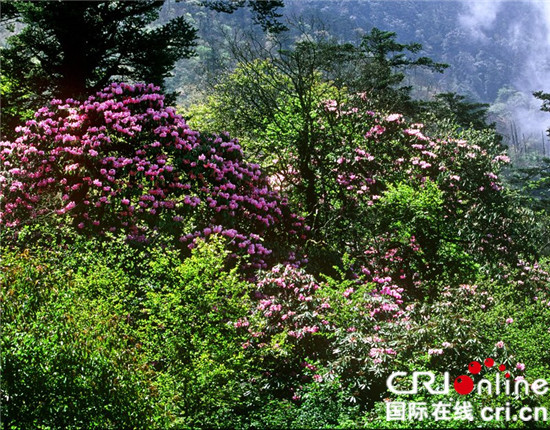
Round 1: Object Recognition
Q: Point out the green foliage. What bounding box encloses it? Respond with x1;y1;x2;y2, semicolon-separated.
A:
243;377;361;429
506;92;550;231
0;0;286;139
2;231;549;428
350;28;448;115
186;28;451;222
423;92;491;131
534;91;550;120
376;180;479;287
472;259;550;384
0;72;35;139
314;101;537;287
378;180;444;237
360;262;550;429
1;246;154;429
135;237;253;428
188;47;346;220
200;0;286;33
0;236;255;429
2;4;550;427
509;157;550;215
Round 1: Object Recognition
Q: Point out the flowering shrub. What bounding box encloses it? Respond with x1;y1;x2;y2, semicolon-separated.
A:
361;260;550;429
244;263;412;403
320;269;412;402
0;83;305;266
242;265;333;397
309;96;538;288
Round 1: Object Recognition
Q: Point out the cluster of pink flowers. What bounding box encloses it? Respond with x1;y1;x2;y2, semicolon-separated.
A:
511;259;550;300
369;347;397;364
356;234;422;300
313;96;528;298
250;264;329;341
329;108;508;212
0;83;306;266
243;261;412;394
516;362;526;371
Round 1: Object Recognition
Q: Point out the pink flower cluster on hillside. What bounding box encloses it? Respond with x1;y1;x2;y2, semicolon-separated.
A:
0;83;305;266
253;265;330;338
329;111;509;208
315;96;524;279
241;263;411;393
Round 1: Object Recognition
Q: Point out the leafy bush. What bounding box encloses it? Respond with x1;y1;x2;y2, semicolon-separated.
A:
243;261;410;409
0;236;261;429
1;246;154;429
134;237;255;428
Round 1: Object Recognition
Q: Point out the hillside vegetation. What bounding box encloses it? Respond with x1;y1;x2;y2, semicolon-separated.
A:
1;1;550;428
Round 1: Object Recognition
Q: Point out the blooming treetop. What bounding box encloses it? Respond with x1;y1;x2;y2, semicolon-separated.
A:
0;83;306;267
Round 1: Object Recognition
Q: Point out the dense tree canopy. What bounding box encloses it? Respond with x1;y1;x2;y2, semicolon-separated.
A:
201;0;286;33
0;1;194;138
535;90;550;136
0;0;286;139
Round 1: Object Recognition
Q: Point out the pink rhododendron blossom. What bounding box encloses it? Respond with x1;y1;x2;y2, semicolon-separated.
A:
385;113;403;122
0;83;306;267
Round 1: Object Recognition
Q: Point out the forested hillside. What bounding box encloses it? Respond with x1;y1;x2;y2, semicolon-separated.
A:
1;1;550;429
164;0;550;156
